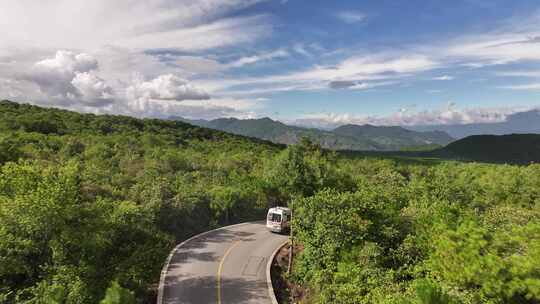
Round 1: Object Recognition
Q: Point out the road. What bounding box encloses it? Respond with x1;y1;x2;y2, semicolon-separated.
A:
158;222;288;304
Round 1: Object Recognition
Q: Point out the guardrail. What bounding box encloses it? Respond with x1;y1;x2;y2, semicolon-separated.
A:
266;240;290;304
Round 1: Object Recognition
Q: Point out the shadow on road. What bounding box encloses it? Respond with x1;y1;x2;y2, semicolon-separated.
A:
163;275;269;304
170;225;260;264
161;222;272;303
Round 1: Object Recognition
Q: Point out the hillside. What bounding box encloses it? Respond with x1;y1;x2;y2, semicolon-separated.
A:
434;134;540;164
409;109;540;139
175;116;454;151
175;116;380;150
0;100;283;302
1;100;539;304
333;124;453;150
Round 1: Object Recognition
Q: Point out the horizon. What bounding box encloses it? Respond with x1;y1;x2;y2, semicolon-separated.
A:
2;1;540;127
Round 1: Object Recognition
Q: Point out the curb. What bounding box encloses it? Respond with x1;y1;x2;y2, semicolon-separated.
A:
156;222;251;304
266;240;291;304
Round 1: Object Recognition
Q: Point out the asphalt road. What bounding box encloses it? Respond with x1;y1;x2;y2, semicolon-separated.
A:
159;222;288;304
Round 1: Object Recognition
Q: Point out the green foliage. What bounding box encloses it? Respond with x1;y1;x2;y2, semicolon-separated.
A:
100;281;135;304
0;135;21;164
414;279;454;304
0;101;280;303
264;138;351;203
0;101;539;304
429;220;540;303
290;158;540;303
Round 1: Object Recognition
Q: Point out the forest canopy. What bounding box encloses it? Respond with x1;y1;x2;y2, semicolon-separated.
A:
0;100;538;303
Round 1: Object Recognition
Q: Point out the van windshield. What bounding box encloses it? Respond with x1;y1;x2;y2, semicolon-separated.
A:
268;213;281;222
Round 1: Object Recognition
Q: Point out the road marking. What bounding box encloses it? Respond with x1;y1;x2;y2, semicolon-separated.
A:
157;222;251;304
217;240;240;304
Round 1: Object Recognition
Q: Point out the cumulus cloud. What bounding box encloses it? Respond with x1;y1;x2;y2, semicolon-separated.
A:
3;2;540;124
119;97;256;120
36;51;98;74
27;51;97;96
126;74;210;103
71;72;115;107
24;51;114;106
2;48;262;119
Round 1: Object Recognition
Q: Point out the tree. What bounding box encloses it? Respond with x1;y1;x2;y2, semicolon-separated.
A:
264;137;344;204
100;281;135;304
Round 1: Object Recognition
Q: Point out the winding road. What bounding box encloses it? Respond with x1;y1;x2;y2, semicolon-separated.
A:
158;222;288;304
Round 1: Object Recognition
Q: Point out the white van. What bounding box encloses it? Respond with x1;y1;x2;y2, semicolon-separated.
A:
266;207;291;233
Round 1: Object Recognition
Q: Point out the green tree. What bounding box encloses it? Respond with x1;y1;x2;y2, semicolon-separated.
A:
100;281;135;304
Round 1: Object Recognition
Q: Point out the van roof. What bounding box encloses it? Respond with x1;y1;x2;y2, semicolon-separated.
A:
268;207;291;213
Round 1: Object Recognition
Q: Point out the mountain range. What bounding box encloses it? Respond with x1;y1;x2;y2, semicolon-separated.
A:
172;116;454;151
408;109;540;139
433;134;540;164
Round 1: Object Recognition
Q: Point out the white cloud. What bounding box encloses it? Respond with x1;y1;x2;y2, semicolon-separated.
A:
119;98;256;120
35;52;98;74
0;0;270;51
449;39;540;66
71;72;114;107
3;1;540;123
496;70;540;78
334;11;367;24
174;56;226;74
119;15;272;51
328;80;397;90
292;105;522;129
94;46;182;81
444;18;540;66
498;83;540;91
4;49;262;119
226;49;289;68
126;74;210;102
432;75;454;81
24;50;114;106
293;44;310;56
285;55;436;86
181;97;260;111
212;54;438;94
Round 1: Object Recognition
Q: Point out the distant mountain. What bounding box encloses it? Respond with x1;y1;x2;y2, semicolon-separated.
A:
333;124;453;151
408;109;540;139
172;116;454;151
433;134;540;164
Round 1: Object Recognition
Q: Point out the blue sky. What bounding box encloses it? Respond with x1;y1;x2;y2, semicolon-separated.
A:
1;0;540;127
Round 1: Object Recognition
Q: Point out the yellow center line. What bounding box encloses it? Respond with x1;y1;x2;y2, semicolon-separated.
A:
217;240;240;304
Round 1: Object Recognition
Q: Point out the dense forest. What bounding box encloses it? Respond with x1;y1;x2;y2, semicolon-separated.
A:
0;100;539;303
291;151;540;303
0;100;281;303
